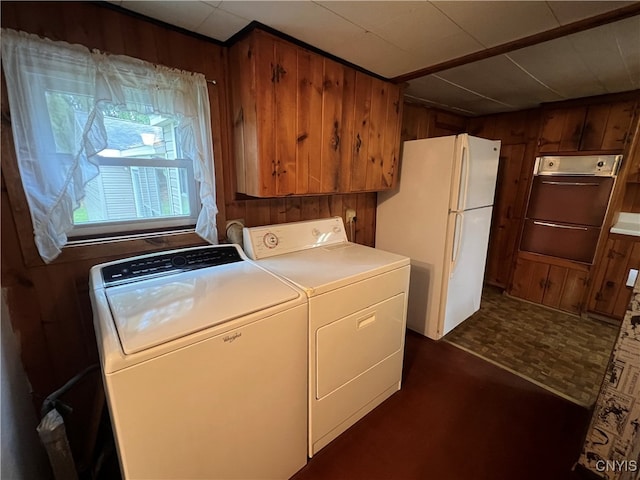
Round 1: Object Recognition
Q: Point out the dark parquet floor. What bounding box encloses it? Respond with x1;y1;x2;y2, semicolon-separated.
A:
292;331;592;480
445;286;618;406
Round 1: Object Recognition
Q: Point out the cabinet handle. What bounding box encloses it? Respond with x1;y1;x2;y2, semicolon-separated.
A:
271;63;287;83
540;180;599;186
271;160;277;176
355;133;362;153
331;121;340;151
533;221;588;231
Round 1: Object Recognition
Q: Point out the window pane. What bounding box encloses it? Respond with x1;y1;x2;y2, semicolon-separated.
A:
42;97;200;235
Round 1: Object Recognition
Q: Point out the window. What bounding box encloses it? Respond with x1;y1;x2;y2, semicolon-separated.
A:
1;29;218;262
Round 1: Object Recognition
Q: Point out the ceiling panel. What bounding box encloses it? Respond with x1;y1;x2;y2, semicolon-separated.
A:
547;1;636;24
195;8;249;41
367;2;483;62
435;55;564;107
120;1;216;32
218;0;364;54
325;31;419;79
111;1;638;116
405;75;505;115
433;1;559;47
564;16;640;92
507;36;608;100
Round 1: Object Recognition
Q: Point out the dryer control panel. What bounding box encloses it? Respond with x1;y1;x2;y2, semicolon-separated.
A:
243;217;348;260
101;245;243;286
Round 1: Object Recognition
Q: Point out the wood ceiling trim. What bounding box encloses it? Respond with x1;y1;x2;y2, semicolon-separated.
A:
391;3;640;84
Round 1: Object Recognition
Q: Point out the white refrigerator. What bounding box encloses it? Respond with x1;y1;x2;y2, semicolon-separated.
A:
376;134;501;340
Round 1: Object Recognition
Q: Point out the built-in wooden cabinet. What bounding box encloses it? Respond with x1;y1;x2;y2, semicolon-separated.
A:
588;236;640;319
229;29;403;197
509;252;589;314
538;100;635;153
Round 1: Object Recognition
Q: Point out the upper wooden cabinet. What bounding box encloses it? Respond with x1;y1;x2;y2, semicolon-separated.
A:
229;30;403;197
538;100;636;154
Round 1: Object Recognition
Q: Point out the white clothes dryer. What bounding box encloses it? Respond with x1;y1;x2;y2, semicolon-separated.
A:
90;244;308;479
243;217;410;456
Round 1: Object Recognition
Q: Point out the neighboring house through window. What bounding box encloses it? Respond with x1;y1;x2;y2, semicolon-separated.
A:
1;28;218;262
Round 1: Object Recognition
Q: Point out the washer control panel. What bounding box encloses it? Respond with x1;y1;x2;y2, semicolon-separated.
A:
243;217;348;260
101;245;243;286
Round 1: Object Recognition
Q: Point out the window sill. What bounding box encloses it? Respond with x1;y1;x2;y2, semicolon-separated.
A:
35;229;209;267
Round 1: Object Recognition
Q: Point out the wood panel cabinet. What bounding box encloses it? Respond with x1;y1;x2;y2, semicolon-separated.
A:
229;29;403;197
538;100;635;153
588;236;640;320
509;253;589;314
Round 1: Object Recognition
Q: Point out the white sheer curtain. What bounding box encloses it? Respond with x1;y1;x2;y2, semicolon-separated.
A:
1;28;218;263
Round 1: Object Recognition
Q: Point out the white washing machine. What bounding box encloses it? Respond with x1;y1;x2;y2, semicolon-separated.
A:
89;244;308;479
243;217;410;456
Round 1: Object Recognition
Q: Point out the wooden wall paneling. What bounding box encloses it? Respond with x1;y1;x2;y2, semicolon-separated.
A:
467;115;497;140
622;183;640;212
274;40;298;195
296;50;323;194
538;107;587;152
400;102;429;142
357;193;377;246
284;197;303;222
301;196;321;220
243;199;272;227
485;144;527;287
269;198;288;225
581;103;612;151
351;72;373;191
320;59;345;193
429;110;468;137
381;86;402;189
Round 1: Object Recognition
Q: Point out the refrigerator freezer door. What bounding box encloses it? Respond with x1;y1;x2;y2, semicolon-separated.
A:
440;206;494;337
451;135;501;212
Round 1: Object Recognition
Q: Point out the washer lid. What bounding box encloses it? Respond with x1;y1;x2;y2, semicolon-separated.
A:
105;261;300;354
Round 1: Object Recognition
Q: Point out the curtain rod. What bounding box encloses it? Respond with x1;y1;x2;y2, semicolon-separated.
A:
206;79;217;85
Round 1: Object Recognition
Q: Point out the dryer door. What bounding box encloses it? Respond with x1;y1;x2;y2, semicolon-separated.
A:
315;293;405;399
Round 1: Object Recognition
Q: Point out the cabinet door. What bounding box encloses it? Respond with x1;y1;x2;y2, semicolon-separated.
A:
581;100;635;151
589;238;640;319
349;75;402;192
296;49;324;194
319;58;346;193
558;268;588;314
538;107;586;153
542;265;566;308
509;257;549;303
273;39;299;195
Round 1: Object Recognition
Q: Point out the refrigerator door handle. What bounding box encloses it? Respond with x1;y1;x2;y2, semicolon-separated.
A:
451;212;464;275
456;140;470;211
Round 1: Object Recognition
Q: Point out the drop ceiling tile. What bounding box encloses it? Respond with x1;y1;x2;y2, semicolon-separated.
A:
328;30;420;78
508;37;608;99
316;1;427;32
195;8;249;41
369;2;482;56
218;1;364;55
566;17;640;92
120;1;215;31
436;55;564;107
547;1;635;24
405;75;506;115
433;1;559;47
